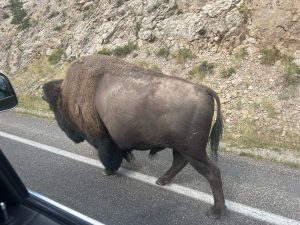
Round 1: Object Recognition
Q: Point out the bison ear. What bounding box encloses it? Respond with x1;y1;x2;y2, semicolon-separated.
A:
42;80;63;106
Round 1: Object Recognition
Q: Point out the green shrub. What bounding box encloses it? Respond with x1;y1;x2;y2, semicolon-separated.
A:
282;56;300;85
234;47;248;61
48;48;64;64
238;1;251;23
220;67;236;78
155;47;170;58
10;0;30;29
198;61;215;75
112;42;137;57
174;48;195;64
98;48;113;56
260;47;281;65
188;61;214;79
188;66;200;80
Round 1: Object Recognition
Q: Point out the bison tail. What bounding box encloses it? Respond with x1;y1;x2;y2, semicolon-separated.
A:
208;89;223;160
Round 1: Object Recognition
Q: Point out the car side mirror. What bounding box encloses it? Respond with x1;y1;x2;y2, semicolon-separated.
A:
0;73;18;111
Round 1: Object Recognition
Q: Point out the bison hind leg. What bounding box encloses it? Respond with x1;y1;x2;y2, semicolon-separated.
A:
156;150;187;186
98;138;123;175
124;151;135;166
149;151;157;160
149;147;164;160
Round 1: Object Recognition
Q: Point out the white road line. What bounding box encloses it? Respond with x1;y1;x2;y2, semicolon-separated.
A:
29;190;105;225
1;131;299;225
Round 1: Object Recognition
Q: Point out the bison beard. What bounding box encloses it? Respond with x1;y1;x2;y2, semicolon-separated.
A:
42;55;226;219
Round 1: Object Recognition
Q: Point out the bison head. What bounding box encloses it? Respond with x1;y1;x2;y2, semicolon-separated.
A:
42;80;85;144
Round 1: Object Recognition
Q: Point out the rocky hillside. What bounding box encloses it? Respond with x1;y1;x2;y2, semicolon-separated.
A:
0;0;300;159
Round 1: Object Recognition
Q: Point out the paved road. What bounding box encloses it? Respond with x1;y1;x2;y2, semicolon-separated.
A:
0;111;299;225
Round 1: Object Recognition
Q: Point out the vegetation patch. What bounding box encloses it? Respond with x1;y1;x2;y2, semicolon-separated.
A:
174;48;195;64
238;151;300;169
112;42;137;57
198;61;215;75
155;47;170;58
223;119;300;152
188;66;201;79
10;57;68;116
48;48;64;65
220;67;236;78
188;61;215;79
238;1;251;23
260;47;281;65
261;97;276;118
16;95;51;116
10;0;30;29
278;86;298;100
236;99;243;110
134;60;161;72
234;47;248;61
281;56;300;86
97;48;113;56
239;151;263;160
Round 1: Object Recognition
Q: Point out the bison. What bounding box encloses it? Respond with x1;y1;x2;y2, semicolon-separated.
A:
42;55;226;218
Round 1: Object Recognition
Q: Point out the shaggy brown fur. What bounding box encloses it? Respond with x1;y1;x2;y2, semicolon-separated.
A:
60;55;166;146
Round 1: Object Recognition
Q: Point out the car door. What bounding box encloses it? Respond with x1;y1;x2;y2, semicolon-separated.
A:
0;73;103;225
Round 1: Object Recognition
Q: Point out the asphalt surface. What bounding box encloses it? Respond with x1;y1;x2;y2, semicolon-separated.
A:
0;111;300;225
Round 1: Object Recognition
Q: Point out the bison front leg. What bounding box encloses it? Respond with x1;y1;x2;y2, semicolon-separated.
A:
98;138;123;176
185;155;226;219
156;150;188;186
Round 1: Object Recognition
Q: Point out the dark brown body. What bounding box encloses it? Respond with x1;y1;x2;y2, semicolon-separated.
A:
43;55;226;218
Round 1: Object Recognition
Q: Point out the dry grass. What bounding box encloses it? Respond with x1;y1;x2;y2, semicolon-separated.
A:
174;48;195;64
10;57;67;115
223;119;300;152
15;95;52;118
220;67;236;78
188;61;215;79
134;60;161;71
260;47;281;65
239;151;300;169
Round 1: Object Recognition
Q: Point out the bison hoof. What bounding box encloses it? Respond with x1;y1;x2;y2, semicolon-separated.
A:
206;206;227;219
102;169;115;176
156;177;171;186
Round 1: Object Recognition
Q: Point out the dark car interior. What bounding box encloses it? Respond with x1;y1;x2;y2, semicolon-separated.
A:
0;73;97;225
